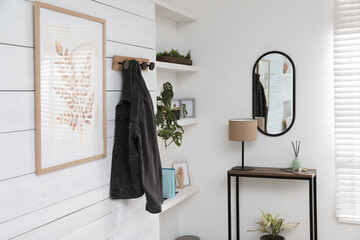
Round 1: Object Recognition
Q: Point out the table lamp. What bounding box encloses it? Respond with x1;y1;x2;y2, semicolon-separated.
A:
229;119;257;171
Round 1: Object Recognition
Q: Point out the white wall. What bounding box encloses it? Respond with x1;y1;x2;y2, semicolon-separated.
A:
155;11;190;240
0;0;159;239
159;0;360;239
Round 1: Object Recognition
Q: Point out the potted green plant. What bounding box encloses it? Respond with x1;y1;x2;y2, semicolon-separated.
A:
248;209;299;240
156;82;184;148
156;49;192;66
171;104;181;120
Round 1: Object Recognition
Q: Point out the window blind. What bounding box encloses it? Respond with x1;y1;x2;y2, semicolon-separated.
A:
335;0;360;223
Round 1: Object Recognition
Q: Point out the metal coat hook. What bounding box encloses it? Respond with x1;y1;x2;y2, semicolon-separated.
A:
119;60;130;70
112;55;155;71
141;61;155;71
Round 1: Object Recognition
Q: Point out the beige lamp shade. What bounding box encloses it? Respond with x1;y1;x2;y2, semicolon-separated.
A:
229;119;257;141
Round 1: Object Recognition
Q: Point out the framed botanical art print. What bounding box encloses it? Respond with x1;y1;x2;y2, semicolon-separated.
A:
35;2;107;174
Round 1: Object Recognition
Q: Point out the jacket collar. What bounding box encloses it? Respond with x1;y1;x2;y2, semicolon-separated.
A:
122;60;139;102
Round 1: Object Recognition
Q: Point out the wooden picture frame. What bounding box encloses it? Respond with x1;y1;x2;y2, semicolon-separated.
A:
180;98;196;118
173;162;190;187
171;99;181;109
35;2;107;174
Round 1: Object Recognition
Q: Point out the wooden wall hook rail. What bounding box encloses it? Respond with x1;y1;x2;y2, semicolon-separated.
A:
112;55;150;71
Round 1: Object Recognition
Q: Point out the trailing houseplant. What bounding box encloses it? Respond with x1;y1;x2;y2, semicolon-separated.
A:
248;209;299;240
156;82;184;148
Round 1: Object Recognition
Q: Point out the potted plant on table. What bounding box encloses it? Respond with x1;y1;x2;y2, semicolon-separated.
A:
248;209;299;240
156;82;185;148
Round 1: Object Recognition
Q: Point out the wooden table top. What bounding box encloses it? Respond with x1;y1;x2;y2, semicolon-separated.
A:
227;167;316;179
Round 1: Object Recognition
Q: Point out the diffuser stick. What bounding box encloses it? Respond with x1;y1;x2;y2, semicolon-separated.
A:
292;141;297;157
297;142;301;157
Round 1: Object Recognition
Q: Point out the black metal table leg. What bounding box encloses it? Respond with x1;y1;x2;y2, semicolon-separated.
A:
309;179;313;240
314;176;318;240
236;177;240;240
228;174;231;240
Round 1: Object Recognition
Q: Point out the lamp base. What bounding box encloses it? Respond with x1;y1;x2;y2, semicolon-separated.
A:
231;166;254;171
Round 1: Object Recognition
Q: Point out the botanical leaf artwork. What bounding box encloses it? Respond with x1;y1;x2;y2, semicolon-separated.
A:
53;41;95;142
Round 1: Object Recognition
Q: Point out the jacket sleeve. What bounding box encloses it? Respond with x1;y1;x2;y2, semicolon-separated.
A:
131;101;163;214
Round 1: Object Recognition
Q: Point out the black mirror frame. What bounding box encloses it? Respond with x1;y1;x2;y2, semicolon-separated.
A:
252;51;296;137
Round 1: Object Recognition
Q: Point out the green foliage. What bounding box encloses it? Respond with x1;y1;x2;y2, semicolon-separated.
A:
185;50;191;60
248;209;299;239
156;51;170;57
156;49;191;60
169;49;183;58
156;82;184;148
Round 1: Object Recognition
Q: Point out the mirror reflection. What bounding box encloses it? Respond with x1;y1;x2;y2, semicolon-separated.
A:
253;51;295;136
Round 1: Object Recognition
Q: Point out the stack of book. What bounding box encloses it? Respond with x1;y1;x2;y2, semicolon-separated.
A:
162;168;176;200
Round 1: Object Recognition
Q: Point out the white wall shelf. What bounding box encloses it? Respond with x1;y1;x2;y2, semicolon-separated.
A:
156;61;199;73
178;118;199;126
161;185;200;213
155;0;196;23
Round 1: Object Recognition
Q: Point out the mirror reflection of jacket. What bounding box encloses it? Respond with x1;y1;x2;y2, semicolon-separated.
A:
254;73;268;131
110;60;163;214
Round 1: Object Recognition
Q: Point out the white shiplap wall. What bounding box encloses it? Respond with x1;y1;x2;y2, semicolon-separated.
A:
0;0;159;239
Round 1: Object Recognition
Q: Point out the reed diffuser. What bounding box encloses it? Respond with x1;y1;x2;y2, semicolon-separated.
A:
291;140;301;171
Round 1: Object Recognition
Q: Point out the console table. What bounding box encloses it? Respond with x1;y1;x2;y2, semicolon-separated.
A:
227;167;317;240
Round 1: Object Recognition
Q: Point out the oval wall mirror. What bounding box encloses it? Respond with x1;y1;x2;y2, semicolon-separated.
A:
252;51;295;136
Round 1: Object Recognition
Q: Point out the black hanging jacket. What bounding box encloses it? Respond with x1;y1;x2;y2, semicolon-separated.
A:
254;73;268;130
110;60;163;214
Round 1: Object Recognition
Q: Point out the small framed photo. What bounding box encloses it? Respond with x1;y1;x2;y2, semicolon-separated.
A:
180;98;196;118
171;99;181;109
173;161;190;187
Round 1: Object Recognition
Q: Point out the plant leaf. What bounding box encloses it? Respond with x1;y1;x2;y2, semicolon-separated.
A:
247;227;267;233
256;221;266;226
275;219;283;230
55;41;63;56
281;222;299;230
